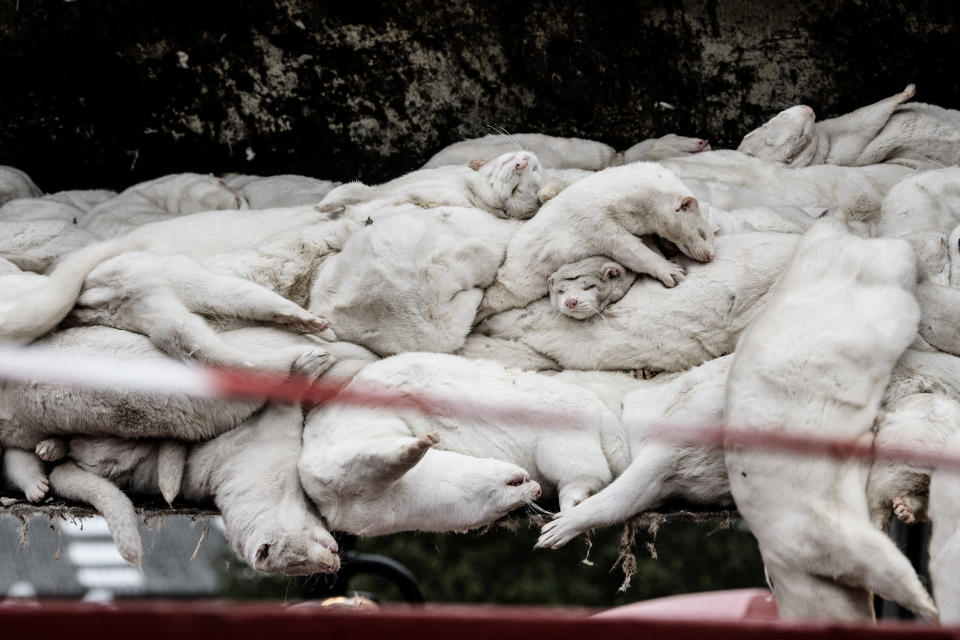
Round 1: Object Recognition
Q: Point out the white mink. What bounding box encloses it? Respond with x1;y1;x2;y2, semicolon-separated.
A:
0;202;349;344
0;219;99;271
739;84;960;171
78;172;248;239
0;189;117;223
302;352;627;512
480;232;797;373
310;206;519;356
421;132;709;170
660;150;913;219
60;403;343;575
866;393;960;531
454;334;560;371
221;173;340;209
0;165;42;206
546;256;636;320
874;167;960;283
319;150;544;223
72;251;332;367
724;218;936;621
0;325;363;454
737;85;916;167
541;348;960;549
538;355;733;549
928;429;960;623
855;101;960;169
478;162;716;319
298;352;635;534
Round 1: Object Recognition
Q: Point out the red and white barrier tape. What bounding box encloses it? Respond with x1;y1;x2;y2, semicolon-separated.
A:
1;343;959;470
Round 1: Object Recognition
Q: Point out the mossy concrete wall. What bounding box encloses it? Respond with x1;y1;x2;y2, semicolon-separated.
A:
1;1;958;191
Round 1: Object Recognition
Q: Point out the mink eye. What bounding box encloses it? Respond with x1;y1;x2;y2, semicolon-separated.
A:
557;289;565;295
584;285;596;290
698;229;707;240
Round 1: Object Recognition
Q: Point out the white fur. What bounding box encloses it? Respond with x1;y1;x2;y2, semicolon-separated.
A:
0;325;367;453
866;393;960;531
541;348;960;548
547;256;636;320
857;101;960;169
929;429;960;623
480;232;797;373
0;166;42;206
0;219;99;271
619;134;711;163
78;173;248;239
298;352;634;534
64;403;341;575
310;206;518;356
2;447;49;503
0;189;116;224
737;85;916;167
724;218;936;621
320;150;543;222
422;132;709;170
73;251;332;366
0;203;350;344
661;150;913;217
221;173;340;209
454;334;560;371
538;355;733;548
478;162;716;318
48;461;144;566
422;133;618;170
0;197;82;225
875;167;960;282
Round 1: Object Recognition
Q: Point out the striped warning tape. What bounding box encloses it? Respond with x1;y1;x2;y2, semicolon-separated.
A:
1;342;957;470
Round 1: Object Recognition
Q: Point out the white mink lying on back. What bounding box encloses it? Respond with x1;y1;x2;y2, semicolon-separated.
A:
0;201;350;345
297;352;623;535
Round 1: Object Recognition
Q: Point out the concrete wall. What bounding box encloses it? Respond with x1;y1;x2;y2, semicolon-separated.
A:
1;0;958;191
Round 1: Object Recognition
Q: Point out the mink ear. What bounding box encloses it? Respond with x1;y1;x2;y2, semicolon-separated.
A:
602;265;622;280
255;543;271;562
676;196;698;212
469;158;487;171
547;277;555;287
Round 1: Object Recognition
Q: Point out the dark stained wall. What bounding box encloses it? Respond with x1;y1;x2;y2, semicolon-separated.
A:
1;0;958;192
